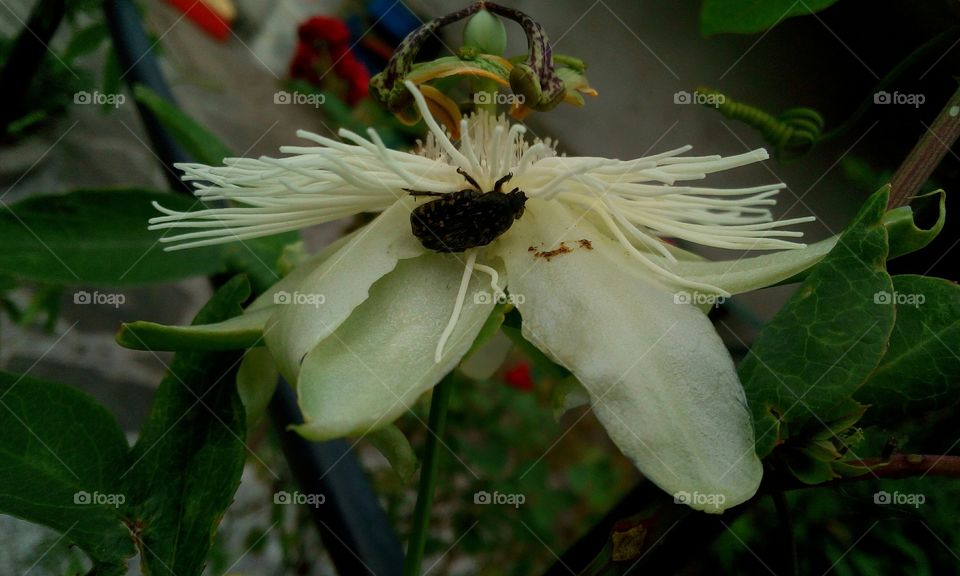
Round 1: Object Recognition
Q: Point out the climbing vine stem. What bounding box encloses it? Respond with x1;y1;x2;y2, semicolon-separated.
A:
888;84;960;210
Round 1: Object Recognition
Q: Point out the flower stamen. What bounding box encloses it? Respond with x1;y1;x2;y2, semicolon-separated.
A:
474;262;506;300
435;250;478;362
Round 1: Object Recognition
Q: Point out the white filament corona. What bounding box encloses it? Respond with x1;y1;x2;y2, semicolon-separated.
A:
151;80;814;356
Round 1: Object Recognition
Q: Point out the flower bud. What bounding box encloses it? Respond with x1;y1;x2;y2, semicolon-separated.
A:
463;9;507;56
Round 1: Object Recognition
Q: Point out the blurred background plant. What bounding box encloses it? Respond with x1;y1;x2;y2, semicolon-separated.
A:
0;0;959;575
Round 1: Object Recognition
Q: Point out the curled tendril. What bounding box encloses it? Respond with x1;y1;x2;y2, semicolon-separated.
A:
696;87;825;161
369;1;567;122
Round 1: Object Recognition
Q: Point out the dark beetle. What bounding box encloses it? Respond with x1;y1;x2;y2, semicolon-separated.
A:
406;168;527;253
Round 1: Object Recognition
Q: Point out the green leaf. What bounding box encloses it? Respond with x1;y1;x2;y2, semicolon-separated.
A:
856;275;960;422
883;190;946;260
132;84;233;166
700;0;841;35
0;371;134;566
740;187;895;457
0;188;230;285
783;448;838;484
63;21;108;62
120;276;249;575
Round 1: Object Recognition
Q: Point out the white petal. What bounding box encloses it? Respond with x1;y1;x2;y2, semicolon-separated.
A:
496;199;762;511
667;236;838;296
292;253;498;440
247;226;362;312
264;200;424;382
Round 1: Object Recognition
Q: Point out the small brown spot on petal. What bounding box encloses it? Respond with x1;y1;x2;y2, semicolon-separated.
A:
533;241;573;261
578;238;593;250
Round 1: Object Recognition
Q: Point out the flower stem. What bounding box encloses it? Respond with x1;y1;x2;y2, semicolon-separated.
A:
771;490;799;576
403;371;455;576
888;83;960;209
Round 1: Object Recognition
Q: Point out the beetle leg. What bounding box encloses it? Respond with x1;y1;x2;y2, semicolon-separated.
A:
456;167;483;192
494;172;514;194
404;189;447;197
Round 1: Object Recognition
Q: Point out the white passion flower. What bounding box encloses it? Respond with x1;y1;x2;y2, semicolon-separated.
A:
149;81;825;513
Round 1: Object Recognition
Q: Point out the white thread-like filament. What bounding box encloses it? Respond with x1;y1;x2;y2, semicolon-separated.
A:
435;251;477;363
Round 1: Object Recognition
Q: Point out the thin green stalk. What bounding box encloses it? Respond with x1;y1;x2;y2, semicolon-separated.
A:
888;83;960;209
403;371;456;576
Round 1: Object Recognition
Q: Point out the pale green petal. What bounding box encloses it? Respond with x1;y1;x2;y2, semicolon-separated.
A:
116;306;274;351
247;227;363;312
117;228;365;352
496;199;762;512
264;200;424;382
579;209;833;293
236;347;279;426
293;253;498;440
667;237;838;296
460;331;513;381
366;425;419;483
